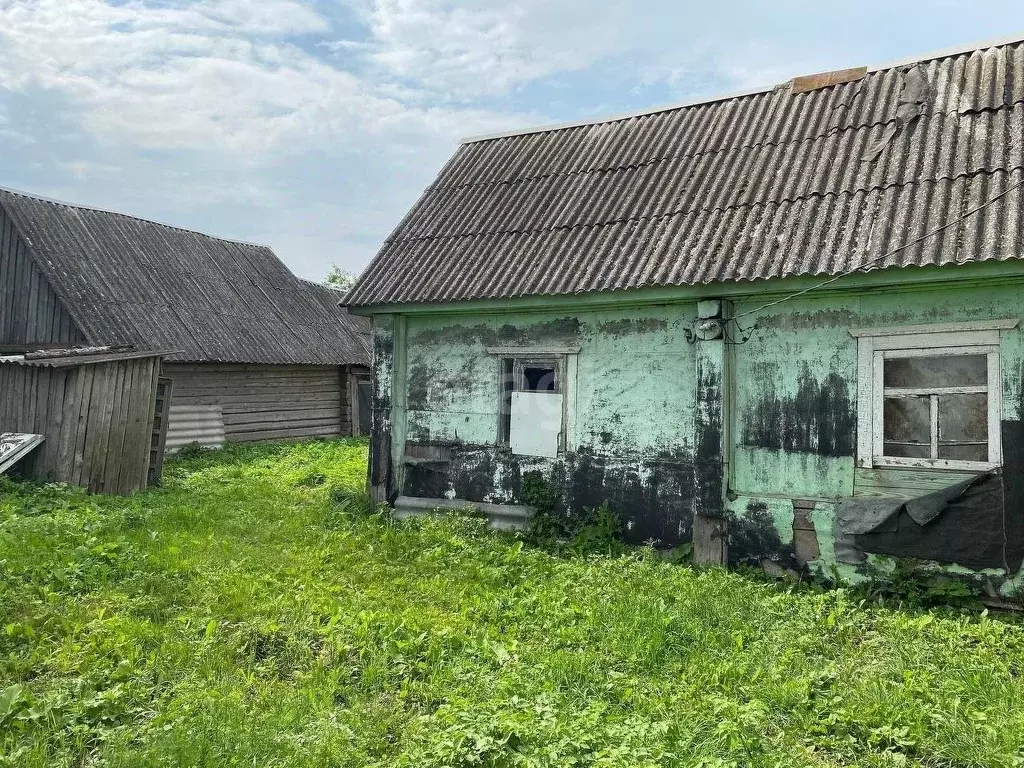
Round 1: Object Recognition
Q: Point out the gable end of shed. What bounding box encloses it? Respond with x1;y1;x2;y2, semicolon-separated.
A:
0;201;89;349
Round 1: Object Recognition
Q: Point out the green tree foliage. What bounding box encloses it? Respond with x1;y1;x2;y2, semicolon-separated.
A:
325;264;356;293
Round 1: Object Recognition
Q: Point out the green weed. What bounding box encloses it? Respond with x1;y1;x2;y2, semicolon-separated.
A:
1;438;1023;767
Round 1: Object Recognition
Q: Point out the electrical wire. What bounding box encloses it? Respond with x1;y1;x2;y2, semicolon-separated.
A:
730;176;1024;325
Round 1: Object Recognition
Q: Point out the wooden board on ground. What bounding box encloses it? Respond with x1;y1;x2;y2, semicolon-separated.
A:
0;432;45;474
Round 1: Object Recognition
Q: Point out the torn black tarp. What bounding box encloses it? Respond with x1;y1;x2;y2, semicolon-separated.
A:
836;470;1024;572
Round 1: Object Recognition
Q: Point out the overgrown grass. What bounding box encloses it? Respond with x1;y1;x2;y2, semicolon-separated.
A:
2;439;1024;767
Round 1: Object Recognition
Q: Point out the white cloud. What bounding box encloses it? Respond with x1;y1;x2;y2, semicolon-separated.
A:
338;0;640;100
0;0;531;156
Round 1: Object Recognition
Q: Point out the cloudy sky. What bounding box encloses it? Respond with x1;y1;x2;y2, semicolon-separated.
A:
1;1;1023;282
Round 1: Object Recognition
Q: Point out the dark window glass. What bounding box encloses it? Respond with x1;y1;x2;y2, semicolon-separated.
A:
884;442;931;459
937;393;988;461
883;396;930;447
937;444;988;461
523;366;557;392
884;355;986;388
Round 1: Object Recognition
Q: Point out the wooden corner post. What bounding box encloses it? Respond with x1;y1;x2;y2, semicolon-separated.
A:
369;314;406;505
692;299;730;566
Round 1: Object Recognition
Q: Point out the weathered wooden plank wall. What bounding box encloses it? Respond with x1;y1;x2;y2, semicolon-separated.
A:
0;207;85;346
0;356;161;494
163;363;361;448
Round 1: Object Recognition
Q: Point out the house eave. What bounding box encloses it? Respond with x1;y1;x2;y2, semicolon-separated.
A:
347;260;1024;317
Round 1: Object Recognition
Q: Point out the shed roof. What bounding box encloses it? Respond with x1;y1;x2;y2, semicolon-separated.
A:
0;188;371;365
347;36;1024;307
0;347;173;368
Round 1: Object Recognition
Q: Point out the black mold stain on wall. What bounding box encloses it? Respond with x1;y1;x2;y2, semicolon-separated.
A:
693;356;724;518
728;501;796;568
407;357;479;411
369;329;394;494
568;448;694;545
742;363;855;457
1000;419;1024;570
402;443;695;547
409;317;582;347
595;318;669;337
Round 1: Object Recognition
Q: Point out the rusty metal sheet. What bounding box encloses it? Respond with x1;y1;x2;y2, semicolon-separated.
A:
791;66;868;94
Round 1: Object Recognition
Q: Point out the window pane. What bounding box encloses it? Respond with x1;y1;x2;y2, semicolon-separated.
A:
884;442;931;459
937;393;988;462
883;355;986;388
523;366;557;392
937;444;988;462
883;396;930;447
937;393;987;442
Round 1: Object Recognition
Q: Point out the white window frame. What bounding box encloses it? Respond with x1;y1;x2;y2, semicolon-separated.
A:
852;320;1017;472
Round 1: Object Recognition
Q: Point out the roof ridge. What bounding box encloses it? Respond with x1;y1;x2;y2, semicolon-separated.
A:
0;184;273;250
460;32;1024;145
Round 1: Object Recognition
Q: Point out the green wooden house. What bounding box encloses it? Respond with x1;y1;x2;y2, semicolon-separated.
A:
346;36;1024;590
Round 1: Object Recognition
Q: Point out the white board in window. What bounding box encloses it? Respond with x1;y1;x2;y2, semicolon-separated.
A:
509;391;562;458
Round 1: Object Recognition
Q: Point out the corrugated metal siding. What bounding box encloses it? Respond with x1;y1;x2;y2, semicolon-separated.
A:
348;41;1024;306
0;353;162;494
0;190;370;366
165;403;226;451
0;206;86;346
163;363;350;449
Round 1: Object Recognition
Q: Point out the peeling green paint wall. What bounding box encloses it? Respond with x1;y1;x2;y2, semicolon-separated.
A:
404;307;699;457
371;269;1024;584
729;284;1024;500
399;305;701;543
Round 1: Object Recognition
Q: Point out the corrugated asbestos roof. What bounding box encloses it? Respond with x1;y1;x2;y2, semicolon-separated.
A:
347;38;1024;306
0;348;173;368
0;189;371;365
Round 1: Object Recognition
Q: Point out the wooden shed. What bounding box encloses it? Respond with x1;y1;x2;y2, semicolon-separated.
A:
0;187;372;451
0;348;170;494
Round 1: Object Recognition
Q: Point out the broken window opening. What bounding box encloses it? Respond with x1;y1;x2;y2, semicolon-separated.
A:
522;365;557;392
497;356;565;457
